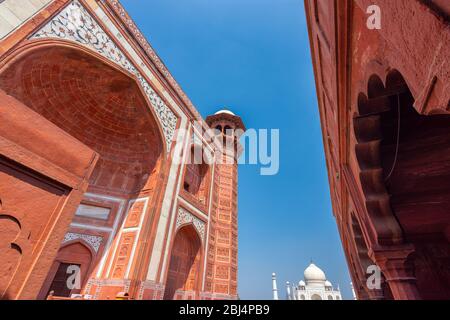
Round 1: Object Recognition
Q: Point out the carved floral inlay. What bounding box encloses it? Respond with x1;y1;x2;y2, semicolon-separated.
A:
30;0;177;150
176;207;206;242
63;232;103;252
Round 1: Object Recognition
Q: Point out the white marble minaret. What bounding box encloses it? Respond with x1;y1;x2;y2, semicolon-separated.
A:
272;273;279;300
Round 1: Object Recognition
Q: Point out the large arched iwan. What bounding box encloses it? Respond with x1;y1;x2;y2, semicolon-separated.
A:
164;225;202;300
353;70;450;299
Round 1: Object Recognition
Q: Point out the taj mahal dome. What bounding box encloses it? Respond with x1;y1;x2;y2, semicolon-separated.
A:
272;263;344;300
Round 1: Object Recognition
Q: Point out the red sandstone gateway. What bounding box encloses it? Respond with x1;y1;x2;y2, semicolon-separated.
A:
0;0;244;300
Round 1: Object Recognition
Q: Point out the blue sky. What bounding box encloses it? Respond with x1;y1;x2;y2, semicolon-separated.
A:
121;0;352;300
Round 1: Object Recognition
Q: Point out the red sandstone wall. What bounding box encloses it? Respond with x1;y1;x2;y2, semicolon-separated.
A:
305;0;449;299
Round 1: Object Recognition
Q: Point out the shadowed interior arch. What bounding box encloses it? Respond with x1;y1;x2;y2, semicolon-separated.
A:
183;145;210;205
0;45;163;195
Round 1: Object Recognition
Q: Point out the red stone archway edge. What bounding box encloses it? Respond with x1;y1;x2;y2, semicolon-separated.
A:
24;0;178;152
175;207;207;244
38;240;95;299
352;69;414;247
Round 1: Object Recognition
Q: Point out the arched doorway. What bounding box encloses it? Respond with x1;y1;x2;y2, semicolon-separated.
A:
44;242;93;298
164;225;202;300
311;294;322;300
354;70;450;299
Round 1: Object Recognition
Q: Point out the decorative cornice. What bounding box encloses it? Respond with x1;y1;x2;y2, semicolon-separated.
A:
30;0;177;151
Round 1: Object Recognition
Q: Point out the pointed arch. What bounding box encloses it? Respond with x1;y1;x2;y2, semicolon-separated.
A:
163;225;203;300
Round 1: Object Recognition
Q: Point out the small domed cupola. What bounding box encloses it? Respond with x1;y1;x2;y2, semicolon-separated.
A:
206;108;245;137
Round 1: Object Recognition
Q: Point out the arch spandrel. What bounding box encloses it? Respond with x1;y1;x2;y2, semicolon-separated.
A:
176;207;206;244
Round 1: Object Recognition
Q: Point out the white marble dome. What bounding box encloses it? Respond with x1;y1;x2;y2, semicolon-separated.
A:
304;263;326;284
215;109;235;116
325;280;332;287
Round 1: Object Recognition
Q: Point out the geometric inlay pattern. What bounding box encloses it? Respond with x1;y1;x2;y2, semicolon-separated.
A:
30;0;177;150
176;207;206;242
63;232;103;253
